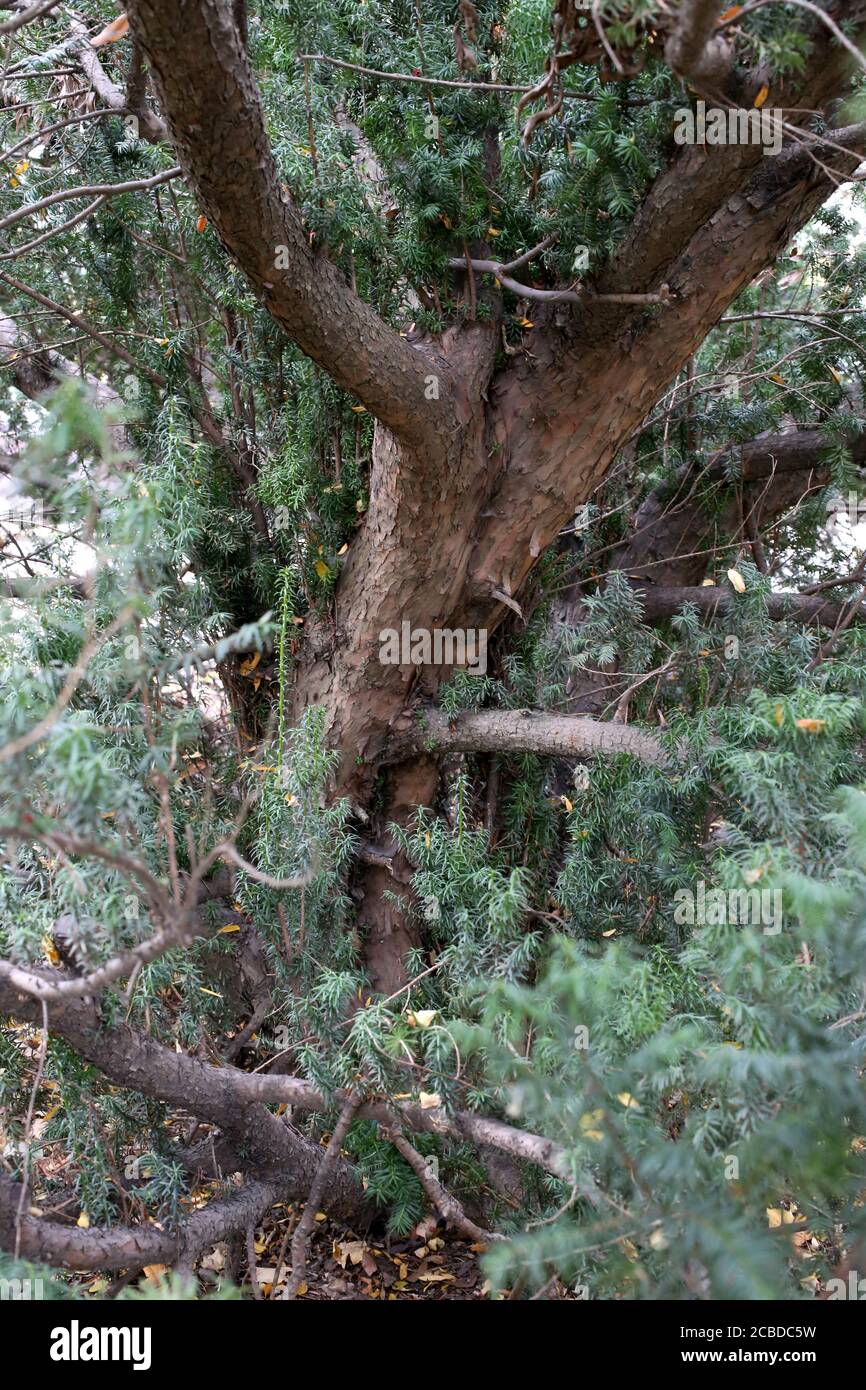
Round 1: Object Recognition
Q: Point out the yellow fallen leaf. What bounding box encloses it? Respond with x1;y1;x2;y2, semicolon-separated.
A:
419;1091;441;1110
41;933;60;966
795;718;826;733
412;1010;438;1029
92;14;130;47
754;84;770;109
561;795;573;812
602;928;617;938
617;1092;640;1109
314;559;330;580
314;1211;327;1222
580;1110;604;1141
199;987;222;998
217;924;242;934
767;1206;783;1228
727;567;746;593
142;1264;166;1284
774;704;784;726
77;1211;90;1229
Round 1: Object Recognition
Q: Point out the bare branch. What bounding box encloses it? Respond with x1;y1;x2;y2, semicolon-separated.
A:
387;708;674;769
284;1091;361;1299
0;167;181;234
381;1121;502;1243
0;0;59;35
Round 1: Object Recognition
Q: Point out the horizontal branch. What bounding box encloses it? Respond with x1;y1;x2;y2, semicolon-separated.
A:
447;255;672;306
0;1173;277;1273
387;708;673;769
633;583;857;627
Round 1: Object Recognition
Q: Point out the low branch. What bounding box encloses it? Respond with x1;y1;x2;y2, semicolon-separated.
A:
387;708;673;769
0;965;584;1190
381;1122;502;1243
0;1172;277;1273
0;963;372;1225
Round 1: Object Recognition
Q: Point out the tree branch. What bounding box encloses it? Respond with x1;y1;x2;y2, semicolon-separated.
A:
632;583;858;627
0;1172;278;1272
284;1091;361;1299
386;708;673;769
664;0;735;89
0;964;584;1190
124;0;453;452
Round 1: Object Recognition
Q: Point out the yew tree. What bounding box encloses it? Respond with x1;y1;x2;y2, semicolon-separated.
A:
3;0;866;1300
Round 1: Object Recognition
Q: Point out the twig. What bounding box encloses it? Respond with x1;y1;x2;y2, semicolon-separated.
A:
13;998;48;1259
0;0;60;35
284;1091;362;1299
382;1122;502;1243
0;168;181;234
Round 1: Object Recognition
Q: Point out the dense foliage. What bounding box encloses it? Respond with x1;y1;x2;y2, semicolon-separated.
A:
2;0;866;1301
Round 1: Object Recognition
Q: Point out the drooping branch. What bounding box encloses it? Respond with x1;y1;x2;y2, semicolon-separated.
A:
124;0;454;453
386;708;673;769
